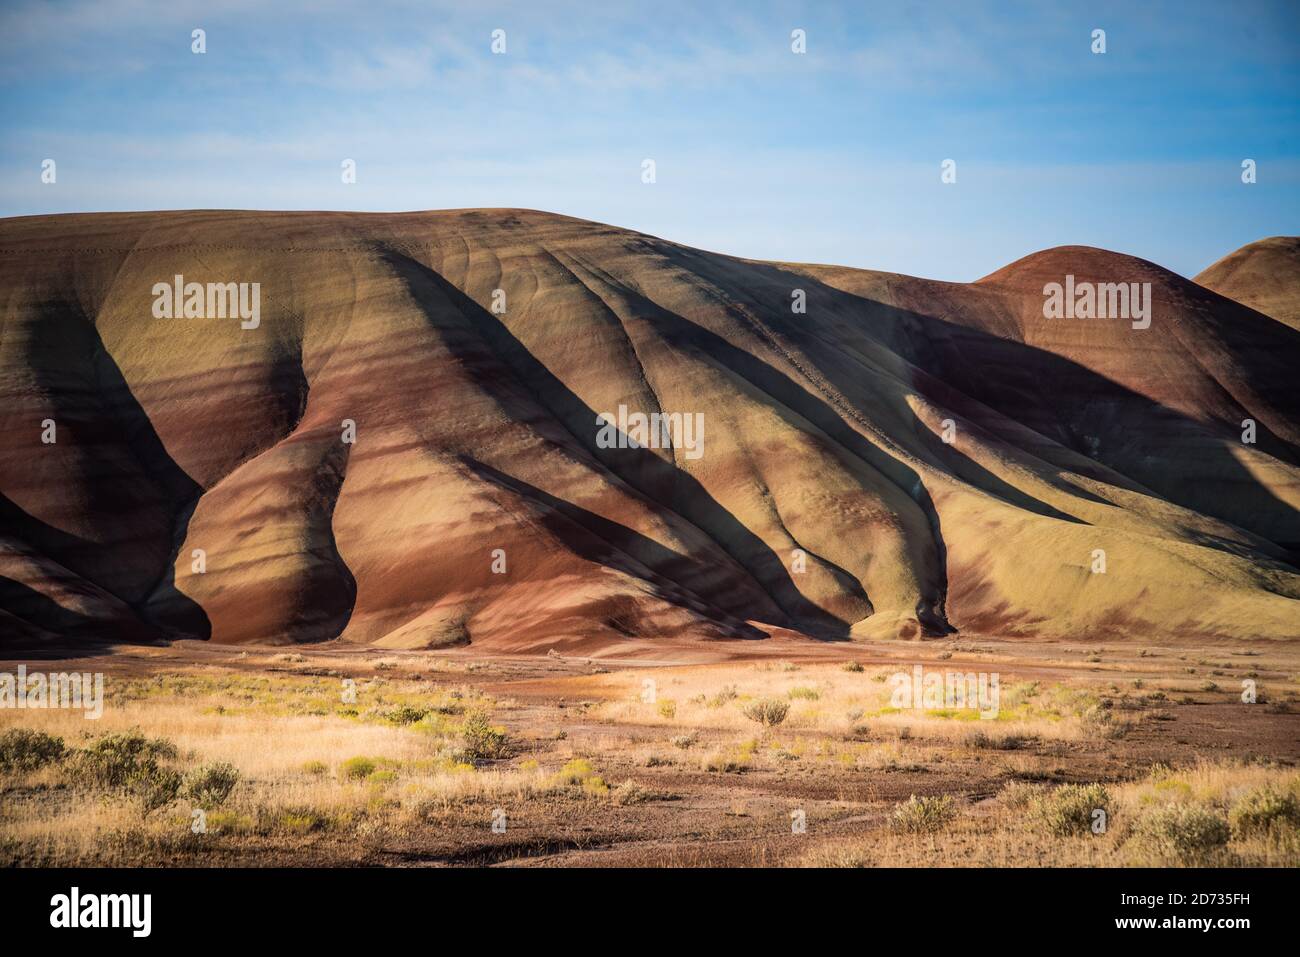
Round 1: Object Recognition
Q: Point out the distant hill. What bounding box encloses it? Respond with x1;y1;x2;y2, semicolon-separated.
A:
1;211;1296;647
1195;236;1300;332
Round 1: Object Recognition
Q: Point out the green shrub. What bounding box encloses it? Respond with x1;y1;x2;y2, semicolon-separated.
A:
340;756;376;780
383;705;429;725
133;765;182;813
890;794;956;833
459;711;509;761
1028;783;1109;836
276;807;328;833
67;731;178;791
65;731;182;812
743;698;789;727
552;758;596;786
182;762;240;809
1135;804;1229;860
787;686;820;701
1229;786;1300;839
0;729;66;772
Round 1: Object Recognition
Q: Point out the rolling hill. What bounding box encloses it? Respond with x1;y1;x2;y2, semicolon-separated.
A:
1;210;1296;648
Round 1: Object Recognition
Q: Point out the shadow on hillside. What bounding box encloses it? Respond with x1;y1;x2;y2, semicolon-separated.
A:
12;300;212;641
378;247;862;640
462;458;769;639
670;244;1300;571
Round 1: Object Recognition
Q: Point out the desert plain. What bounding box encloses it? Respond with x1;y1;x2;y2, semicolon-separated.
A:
1;212;1298;866
2;634;1298;867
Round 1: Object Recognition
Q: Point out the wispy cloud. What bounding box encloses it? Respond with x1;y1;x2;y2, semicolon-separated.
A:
1;0;1297;280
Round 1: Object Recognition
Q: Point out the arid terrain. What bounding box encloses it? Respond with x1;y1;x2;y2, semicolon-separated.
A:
2;638;1298;867
1;211;1298;867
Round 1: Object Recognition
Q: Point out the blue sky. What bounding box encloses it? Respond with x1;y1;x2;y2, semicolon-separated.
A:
1;0;1296;280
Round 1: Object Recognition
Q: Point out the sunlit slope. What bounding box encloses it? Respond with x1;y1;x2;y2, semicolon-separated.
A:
1;210;1296;646
1196;237;1300;333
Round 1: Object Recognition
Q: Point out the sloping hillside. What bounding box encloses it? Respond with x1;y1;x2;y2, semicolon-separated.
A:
1;211;1296;647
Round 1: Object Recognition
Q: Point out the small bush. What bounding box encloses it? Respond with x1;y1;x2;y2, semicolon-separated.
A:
999;780;1046;810
1229;786;1300;839
1028;783;1109;837
707;686;738;708
703;752;747;774
1080;706;1128;740
611;781;651;805
1135;804;1229;860
302;760;328;775
657;699;677;719
134;765;182;813
842;661;865;673
787;686;820;701
340;756;376;780
743;698;789;727
0;729;66;772
459;711;509;761
383;705;429;725
182;762;240;809
670;733;698;750
552;758;596;786
890;794;956;833
277;807;328;833
67;731;177;791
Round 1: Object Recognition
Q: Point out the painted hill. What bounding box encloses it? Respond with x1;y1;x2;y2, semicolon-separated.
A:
1;211;1296;648
1195;236;1300;333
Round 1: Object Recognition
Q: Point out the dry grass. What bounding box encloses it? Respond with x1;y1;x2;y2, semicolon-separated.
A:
592;662;1120;746
797;760;1300;867
2;652;1297;868
0;668;585;865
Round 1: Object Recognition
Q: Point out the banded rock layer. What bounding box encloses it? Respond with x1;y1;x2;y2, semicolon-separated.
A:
1;210;1297;648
